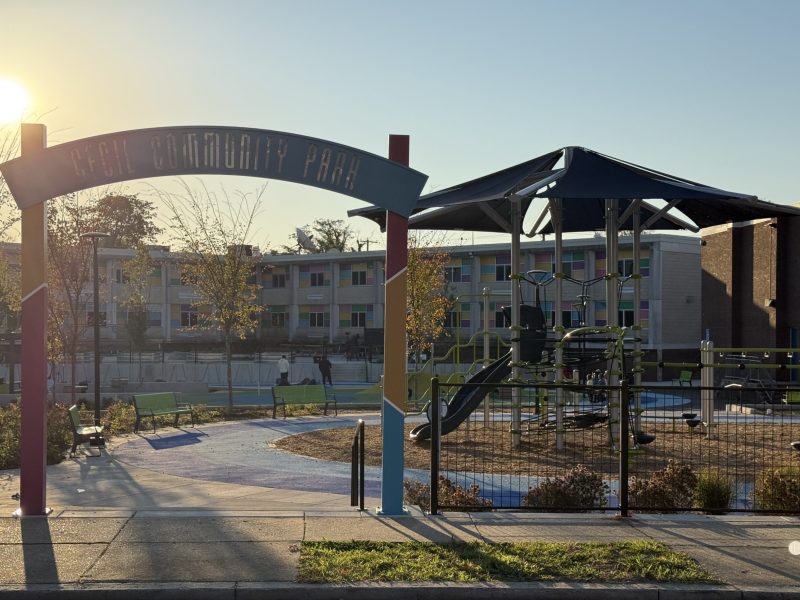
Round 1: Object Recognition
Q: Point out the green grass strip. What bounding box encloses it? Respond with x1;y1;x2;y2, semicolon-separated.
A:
299;540;720;584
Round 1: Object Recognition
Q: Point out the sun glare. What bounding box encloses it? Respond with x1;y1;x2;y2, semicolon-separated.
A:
0;79;29;124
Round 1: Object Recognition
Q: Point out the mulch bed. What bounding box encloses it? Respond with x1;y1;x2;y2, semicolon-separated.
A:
273;417;800;478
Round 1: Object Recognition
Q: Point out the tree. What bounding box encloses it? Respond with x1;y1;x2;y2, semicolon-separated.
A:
406;234;452;364
119;244;153;381
91;194;162;248
47;194;94;402
159;180;265;413
282;218;355;253
0;125;22;240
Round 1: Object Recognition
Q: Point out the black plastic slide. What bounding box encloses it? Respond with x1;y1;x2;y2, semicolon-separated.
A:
409;352;512;441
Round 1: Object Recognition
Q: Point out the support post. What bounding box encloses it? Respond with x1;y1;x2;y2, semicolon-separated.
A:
18;124;49;516
701;340;714;437
605;199;621;448
510;196;522;448
380;134;410;515
552;198;565;450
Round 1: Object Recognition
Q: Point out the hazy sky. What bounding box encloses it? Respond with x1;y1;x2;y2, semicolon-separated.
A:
2;0;798;249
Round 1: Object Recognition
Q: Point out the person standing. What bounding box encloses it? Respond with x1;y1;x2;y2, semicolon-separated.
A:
318;355;333;385
277;355;290;385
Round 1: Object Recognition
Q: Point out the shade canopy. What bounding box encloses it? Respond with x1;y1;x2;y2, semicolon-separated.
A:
348;150;562;231
350;146;800;233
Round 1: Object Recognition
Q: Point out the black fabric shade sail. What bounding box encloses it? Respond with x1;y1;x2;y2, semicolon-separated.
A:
350;146;800;233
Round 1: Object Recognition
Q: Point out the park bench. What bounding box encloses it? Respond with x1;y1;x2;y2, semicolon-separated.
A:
68;405;104;457
673;370;694;386
271;384;337;418
133;392;195;433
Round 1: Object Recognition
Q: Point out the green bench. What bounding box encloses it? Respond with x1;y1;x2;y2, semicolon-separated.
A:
271;384;337;418
68;405;104;457
133;392;195;433
673;370;694;386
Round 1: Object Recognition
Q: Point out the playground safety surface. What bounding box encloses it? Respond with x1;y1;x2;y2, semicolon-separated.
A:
0;415;798;598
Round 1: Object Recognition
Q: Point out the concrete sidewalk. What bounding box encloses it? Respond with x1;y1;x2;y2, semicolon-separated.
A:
0;426;799;598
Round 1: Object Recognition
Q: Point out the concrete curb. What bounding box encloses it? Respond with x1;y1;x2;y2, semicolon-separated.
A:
1;583;799;600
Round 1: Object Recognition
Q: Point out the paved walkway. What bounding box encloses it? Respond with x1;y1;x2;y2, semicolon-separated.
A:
0;415;799;598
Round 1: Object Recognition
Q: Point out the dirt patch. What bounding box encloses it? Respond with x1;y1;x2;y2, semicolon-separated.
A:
273;419;800;478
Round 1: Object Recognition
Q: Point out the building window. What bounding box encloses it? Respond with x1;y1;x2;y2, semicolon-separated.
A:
444;311;462;328
272;274;286;288
310;272;325;287
87;311;107;326
496;264;511;281
352;270;367;286
309;312;325;327
619;308;635;327
115;269;129;284
618;259;634;277
495;310;508;328
351;311;366;327
180;305;199;327
147;305;162;327
444;266;462;283
271;312;286;327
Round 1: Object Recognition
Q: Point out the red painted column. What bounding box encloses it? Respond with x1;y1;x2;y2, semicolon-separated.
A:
380;134;410;514
18;124;49;516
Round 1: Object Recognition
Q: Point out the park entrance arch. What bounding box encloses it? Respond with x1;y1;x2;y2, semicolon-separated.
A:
0;124;427;516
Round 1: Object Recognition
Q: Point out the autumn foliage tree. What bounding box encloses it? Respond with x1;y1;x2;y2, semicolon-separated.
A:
159;181;265;413
119;244;154;381
282;218;356;253
406;235;452;364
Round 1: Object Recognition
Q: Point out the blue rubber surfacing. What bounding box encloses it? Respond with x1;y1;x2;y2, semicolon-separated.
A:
111;415;428;500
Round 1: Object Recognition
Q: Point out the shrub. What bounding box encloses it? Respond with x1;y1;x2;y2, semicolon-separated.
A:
46;404;73;463
404;476;493;512
193;404;222;424
284;404;324;417
0;402;72;469
755;467;800;512
0;402;21;469
103;400;136;435
693;471;733;514
523;464;609;511
630;460;697;511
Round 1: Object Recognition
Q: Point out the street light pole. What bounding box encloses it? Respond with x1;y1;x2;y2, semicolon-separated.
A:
80;232;109;439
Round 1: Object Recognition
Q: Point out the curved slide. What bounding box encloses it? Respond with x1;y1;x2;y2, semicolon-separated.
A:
409;352;512;441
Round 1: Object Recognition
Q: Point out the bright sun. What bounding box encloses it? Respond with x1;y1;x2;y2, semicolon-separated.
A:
0;79;29;124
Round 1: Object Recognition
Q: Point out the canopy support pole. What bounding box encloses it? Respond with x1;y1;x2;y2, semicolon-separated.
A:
605;199;621;449
551;198;565;451
510;195;522;449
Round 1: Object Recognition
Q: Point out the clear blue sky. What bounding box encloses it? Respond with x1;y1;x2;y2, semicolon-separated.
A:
2;0;798;248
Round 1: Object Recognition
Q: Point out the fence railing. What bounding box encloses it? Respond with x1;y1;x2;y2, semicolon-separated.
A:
428;379;800;515
350;419;365;511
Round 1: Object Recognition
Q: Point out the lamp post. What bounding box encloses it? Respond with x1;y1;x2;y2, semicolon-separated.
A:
80;232;109;440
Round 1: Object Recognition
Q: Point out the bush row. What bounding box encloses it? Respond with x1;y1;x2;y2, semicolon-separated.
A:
404;460;800;514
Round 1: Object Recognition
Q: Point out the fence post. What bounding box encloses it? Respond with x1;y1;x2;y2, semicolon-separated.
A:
701;340;715;438
359;419;365;511
619;380;629;517
430;376;440;515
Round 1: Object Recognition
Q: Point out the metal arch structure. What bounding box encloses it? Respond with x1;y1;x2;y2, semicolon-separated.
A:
1;124;427;516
